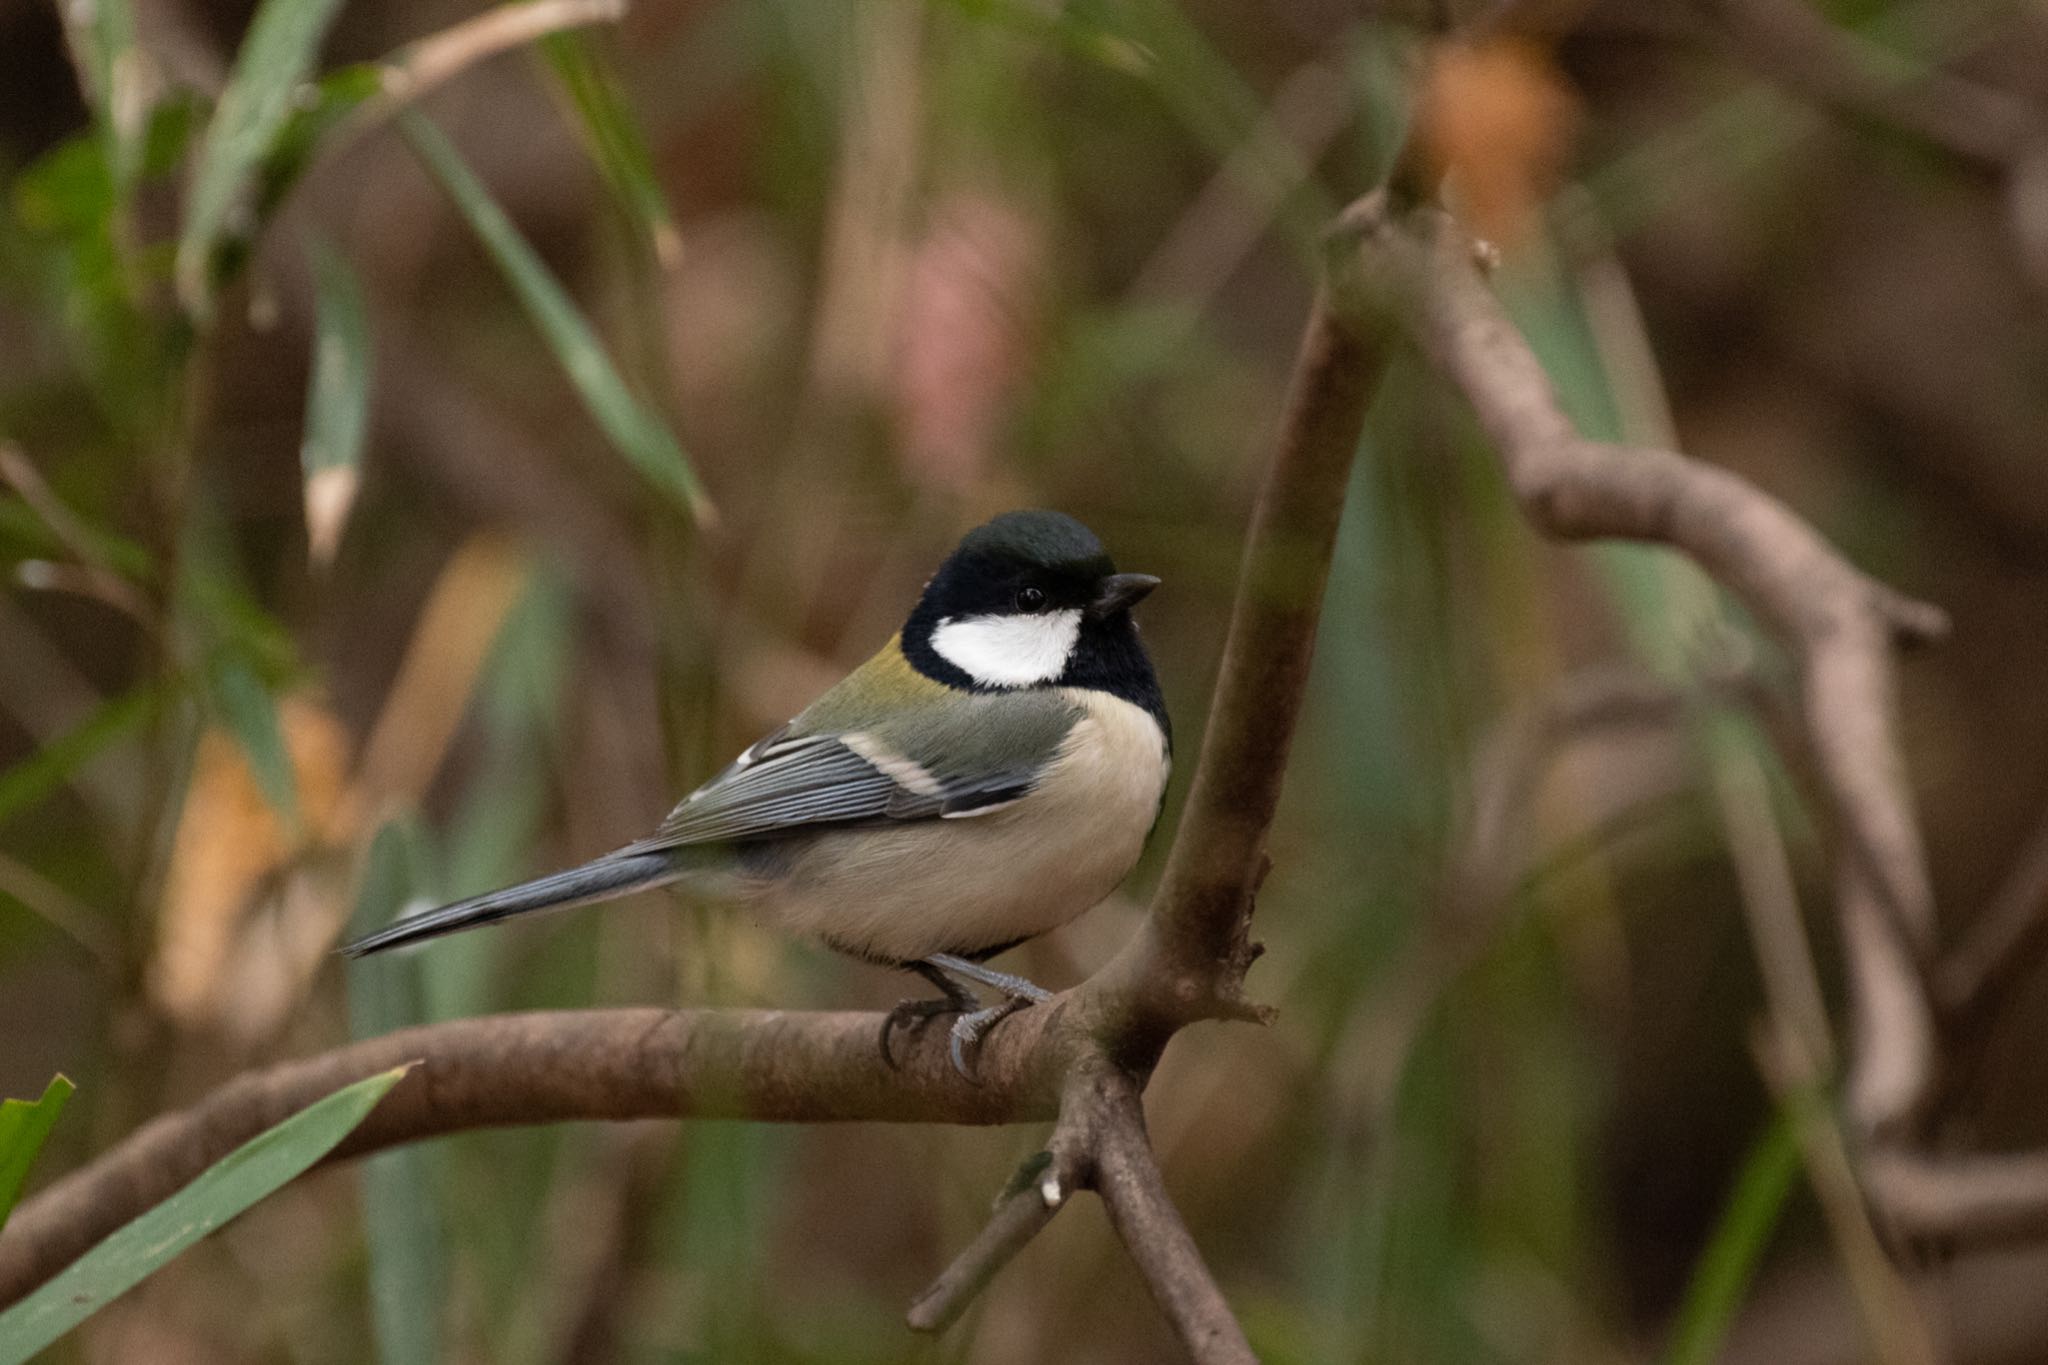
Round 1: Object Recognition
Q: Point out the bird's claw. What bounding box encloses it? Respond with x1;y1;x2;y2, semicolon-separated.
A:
879;997;968;1070
946;997;1035;1083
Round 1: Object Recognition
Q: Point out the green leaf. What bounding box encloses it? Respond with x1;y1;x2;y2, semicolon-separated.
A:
0;689;155;832
56;0;143;193
0;1077;75;1235
176;0;349;317
399;111;712;524
300;239;372;567
207;656;299;832
1662;1111;1802;1365
258;62;385;220
347;824;447;1365
537;32;682;268
0;1067;409;1365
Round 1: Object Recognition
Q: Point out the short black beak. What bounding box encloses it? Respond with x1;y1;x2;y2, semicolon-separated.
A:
1088;572;1160;619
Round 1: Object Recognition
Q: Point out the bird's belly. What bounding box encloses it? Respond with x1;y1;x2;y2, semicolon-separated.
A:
757;690;1169;964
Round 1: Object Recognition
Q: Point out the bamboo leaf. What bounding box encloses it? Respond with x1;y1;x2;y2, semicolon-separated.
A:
0;1066;409;1365
399;111;712;524
176;0;349;317
301;240;373;568
0;1077;75;1235
537;31;682;268
207;657;300;832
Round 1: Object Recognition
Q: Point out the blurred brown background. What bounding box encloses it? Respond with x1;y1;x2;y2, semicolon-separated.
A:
3;0;2048;1360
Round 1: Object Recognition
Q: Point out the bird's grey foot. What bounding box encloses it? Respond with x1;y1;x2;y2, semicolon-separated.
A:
947;996;1036;1081
880;961;978;1070
890;955;1053;1078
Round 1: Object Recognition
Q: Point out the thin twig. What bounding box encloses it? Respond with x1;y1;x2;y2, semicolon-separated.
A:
1864;1146;2048;1245
907;1138;1087;1333
1936;796;2048;1024
1704;0;2037;172
907;1063;1113;1334
330;0;628;157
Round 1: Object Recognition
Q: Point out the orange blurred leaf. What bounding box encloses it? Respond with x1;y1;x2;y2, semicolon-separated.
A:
150;695;353;1031
1416;38;1580;248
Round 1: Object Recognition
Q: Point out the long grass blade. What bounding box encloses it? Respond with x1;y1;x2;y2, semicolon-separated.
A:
1662;1111;1801;1365
537;31;683;268
399;111;712;523
0;689;155;832
176;0;348;317
0;1067;409;1364
347;823;446;1365
301;240;373;568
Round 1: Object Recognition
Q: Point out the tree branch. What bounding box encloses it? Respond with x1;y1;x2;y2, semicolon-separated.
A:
1332;196;1947;1135
1093;290;1385;1036
906;1069;1098;1335
1089;1069;1257;1365
1863;1147;2048;1245
904;1155;1071;1334
0;1007;1058;1307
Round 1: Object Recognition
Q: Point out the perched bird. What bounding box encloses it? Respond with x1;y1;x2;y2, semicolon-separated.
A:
343;509;1171;1074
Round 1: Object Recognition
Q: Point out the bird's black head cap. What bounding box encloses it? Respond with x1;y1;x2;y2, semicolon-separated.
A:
917;509;1116;620
901;510;1169;738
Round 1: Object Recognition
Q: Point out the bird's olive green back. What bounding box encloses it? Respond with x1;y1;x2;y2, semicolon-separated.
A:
790;636;1080;782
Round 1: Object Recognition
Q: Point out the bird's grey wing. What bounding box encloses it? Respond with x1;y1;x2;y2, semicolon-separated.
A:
630;725;1054;851
628;640;1082;851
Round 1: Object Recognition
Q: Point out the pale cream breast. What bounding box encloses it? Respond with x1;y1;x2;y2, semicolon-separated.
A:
759;688;1170;963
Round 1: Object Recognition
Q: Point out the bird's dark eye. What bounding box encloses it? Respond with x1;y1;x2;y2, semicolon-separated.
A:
1014;586;1047;612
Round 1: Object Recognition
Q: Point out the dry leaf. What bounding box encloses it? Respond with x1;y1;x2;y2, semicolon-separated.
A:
149;695;353;1030
1417;38;1580;248
350;534;531;817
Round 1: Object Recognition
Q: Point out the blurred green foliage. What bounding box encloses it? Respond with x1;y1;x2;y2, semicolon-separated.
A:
0;0;2037;1360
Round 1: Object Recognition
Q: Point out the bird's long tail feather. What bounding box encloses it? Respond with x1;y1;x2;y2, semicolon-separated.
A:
340;851;680;957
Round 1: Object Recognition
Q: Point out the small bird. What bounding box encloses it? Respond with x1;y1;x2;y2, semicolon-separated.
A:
343;510;1171;1074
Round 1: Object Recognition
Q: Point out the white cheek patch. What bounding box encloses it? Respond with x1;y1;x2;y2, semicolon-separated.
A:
931;609;1082;687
